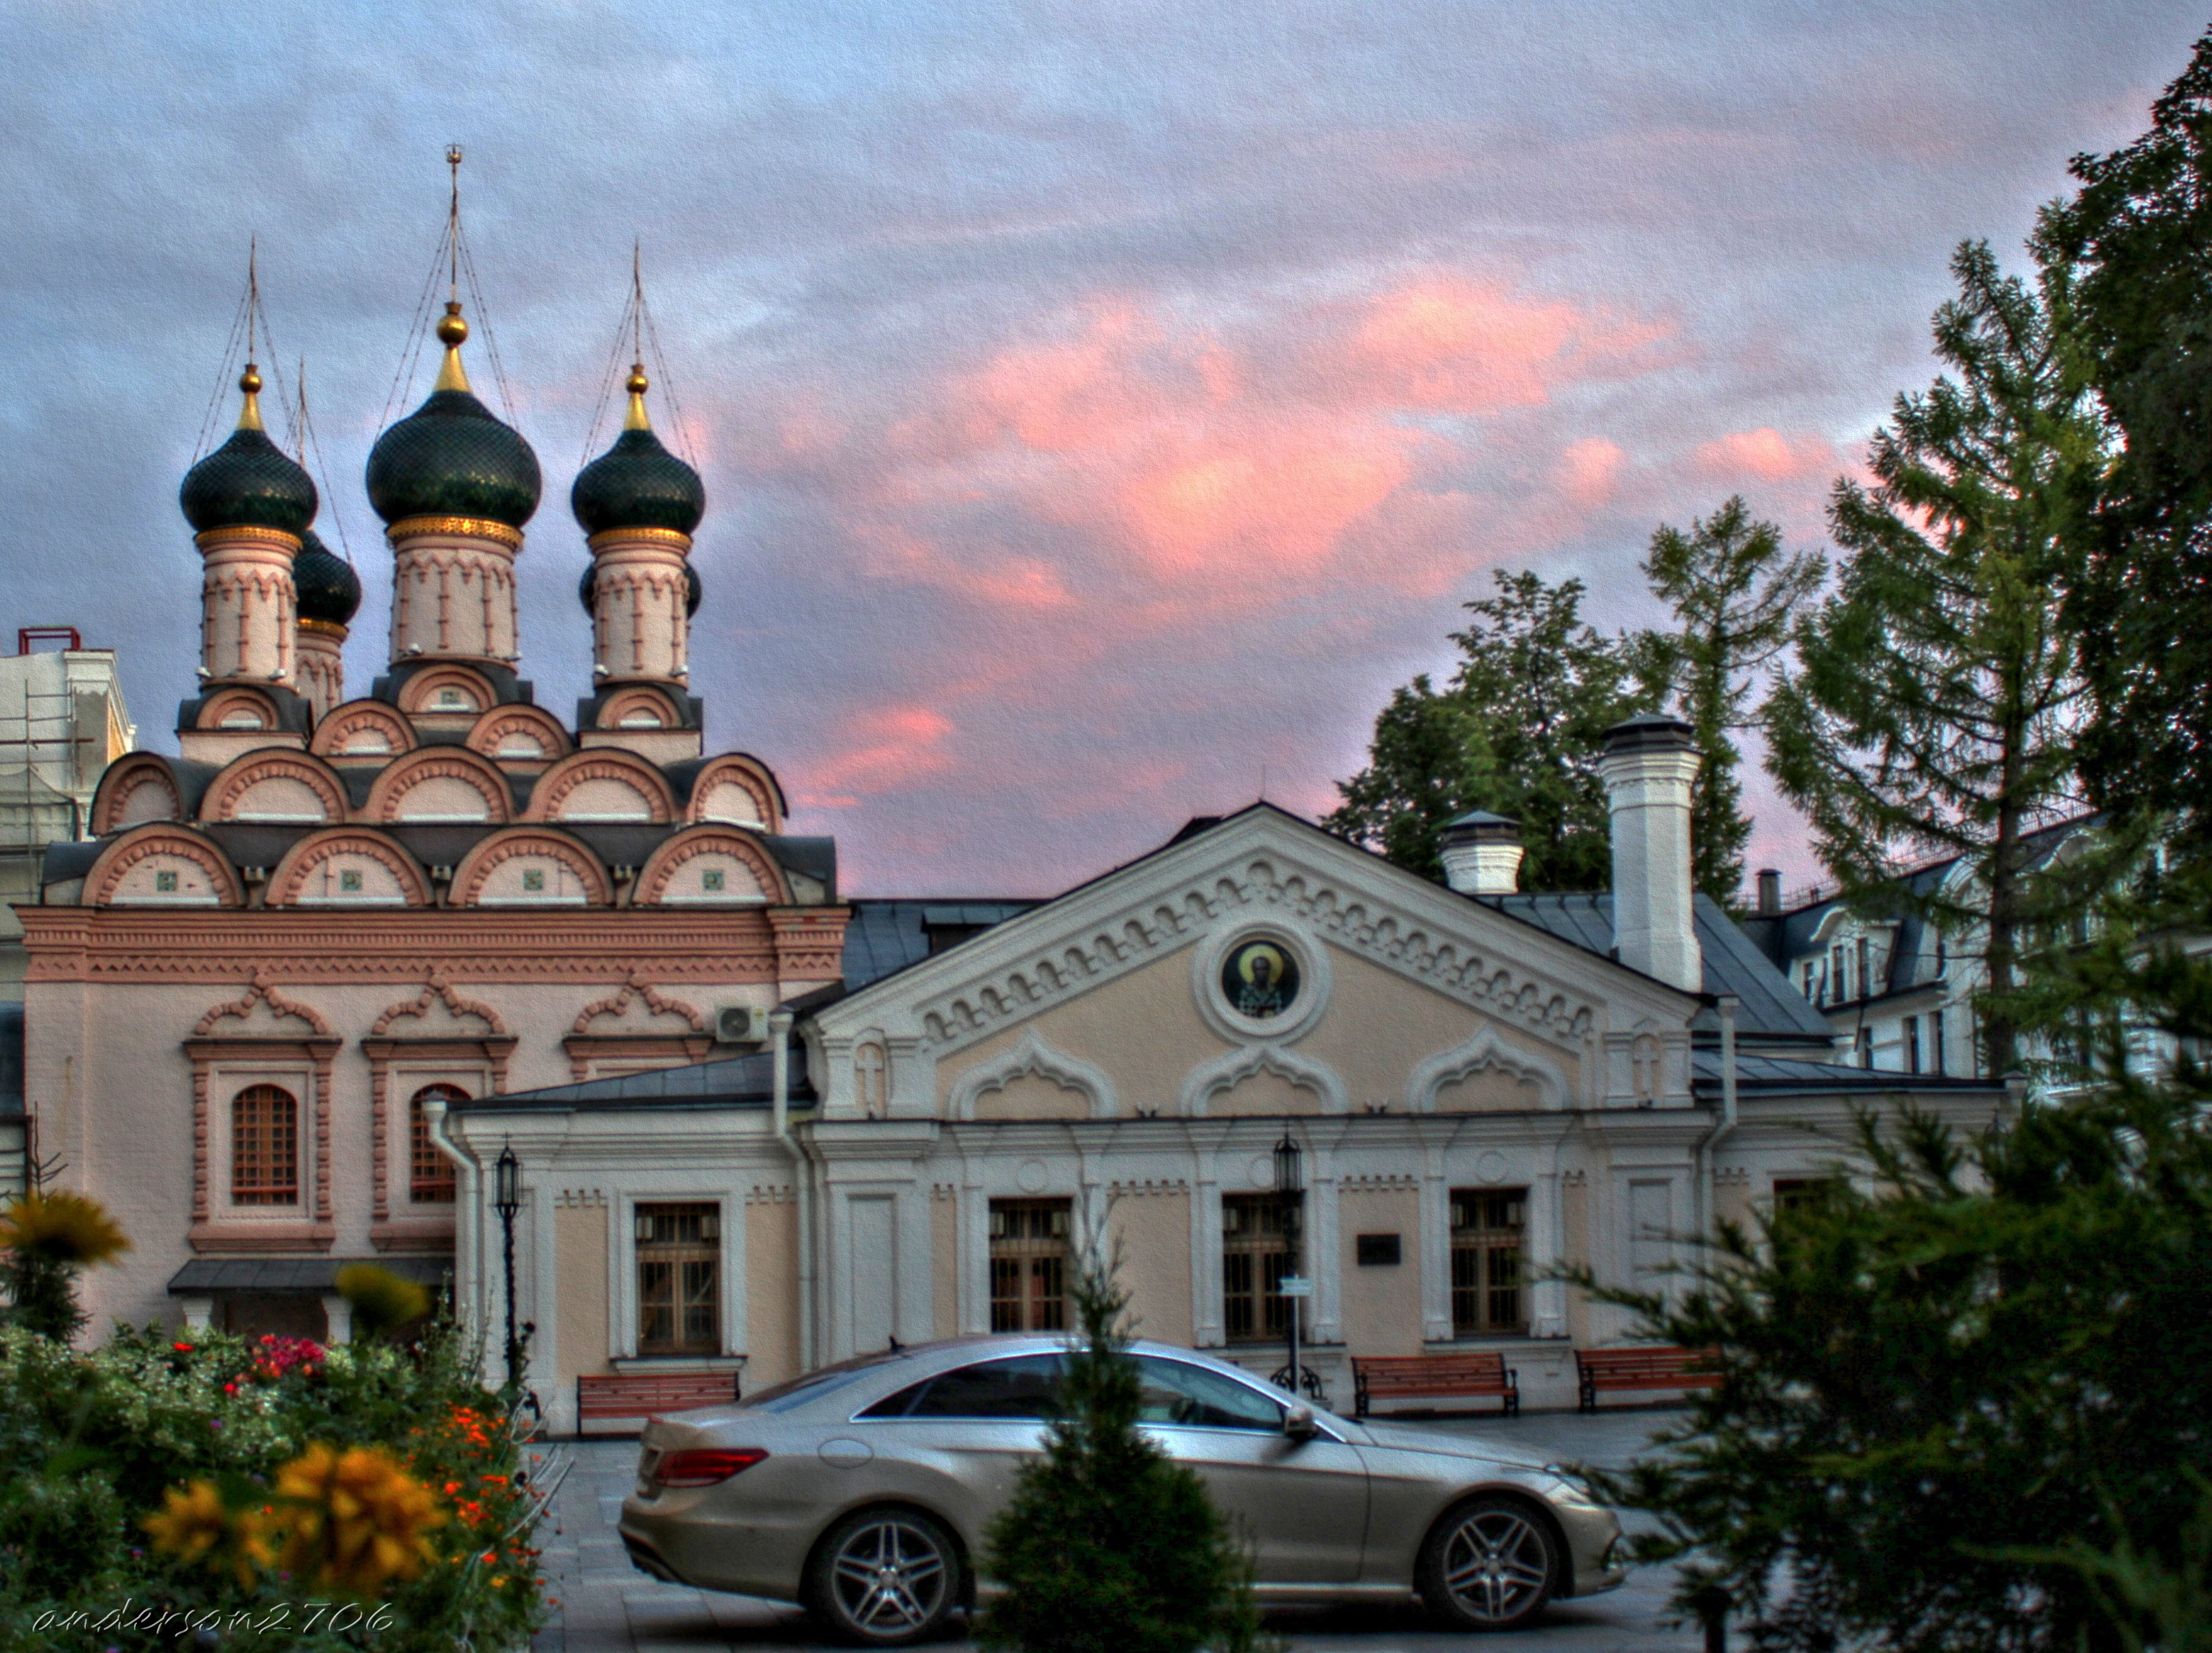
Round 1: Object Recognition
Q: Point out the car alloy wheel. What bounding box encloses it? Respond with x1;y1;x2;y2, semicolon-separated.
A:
810;1507;961;1645
1418;1496;1557;1632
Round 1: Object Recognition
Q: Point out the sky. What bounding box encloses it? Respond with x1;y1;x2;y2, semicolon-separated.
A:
0;1;2199;898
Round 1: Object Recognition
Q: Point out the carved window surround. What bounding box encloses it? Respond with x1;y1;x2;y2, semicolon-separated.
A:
361;1033;517;1250
560;1033;713;1083
185;1035;341;1254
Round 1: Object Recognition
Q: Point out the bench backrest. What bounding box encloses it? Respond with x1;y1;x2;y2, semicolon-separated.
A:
1354;1353;1507;1385
1577;1346;1714;1378
578;1374;738;1415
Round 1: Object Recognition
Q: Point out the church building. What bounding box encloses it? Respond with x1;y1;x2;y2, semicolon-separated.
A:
21;301;846;1342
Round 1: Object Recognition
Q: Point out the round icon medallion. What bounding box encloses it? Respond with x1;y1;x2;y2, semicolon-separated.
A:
1220;937;1300;1021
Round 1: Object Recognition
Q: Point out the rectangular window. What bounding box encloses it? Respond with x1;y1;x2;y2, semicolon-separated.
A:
230;1085;299;1206
1772;1177;1815;1213
1904;1016;1921;1074
1449;1188;1527;1336
1221;1193;1294;1342
1832;945;1850;1002
989;1198;1070;1333
1802;965;1817;1002
1857;937;1874;1000
1856;1027;1875;1067
1932;1008;1947;1075
636;1203;720;1356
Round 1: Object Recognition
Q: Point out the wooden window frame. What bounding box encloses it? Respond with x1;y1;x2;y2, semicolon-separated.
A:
230;1084;300;1207
406;1083;467;1204
1221;1192;1296;1343
1449;1188;1527;1337
635;1202;723;1357
989;1198;1071;1333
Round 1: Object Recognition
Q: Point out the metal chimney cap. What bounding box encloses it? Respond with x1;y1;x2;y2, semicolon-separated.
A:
1438;809;1520;848
1601;713;1696;754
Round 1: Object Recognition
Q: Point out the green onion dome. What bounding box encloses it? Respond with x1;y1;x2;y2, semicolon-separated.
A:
293;530;361;626
570;366;704;537
579;559;701;617
365;305;540;529
180;366;318;537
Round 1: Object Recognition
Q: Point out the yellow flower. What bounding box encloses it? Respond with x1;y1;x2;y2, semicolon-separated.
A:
143;1481;227;1565
273;1443;445;1595
0;1190;130;1265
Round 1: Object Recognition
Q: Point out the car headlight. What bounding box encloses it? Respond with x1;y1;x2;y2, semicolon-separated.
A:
1541;1464;1603;1509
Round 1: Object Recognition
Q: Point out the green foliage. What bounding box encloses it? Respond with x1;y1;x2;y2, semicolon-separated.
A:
1327;571;1654;888
1638;497;1826;907
979;1260;1267;1653
1570;944;2212;1653
0;1320;545;1650
2036;29;2212;844
0;1191;132;1343
1765;240;2105;1072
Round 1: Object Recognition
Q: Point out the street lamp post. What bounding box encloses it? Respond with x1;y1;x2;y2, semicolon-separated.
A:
1274;1130;1304;1400
493;1141;523;1393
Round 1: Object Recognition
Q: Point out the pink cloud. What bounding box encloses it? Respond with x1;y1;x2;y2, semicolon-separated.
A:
1555;437;1625;507
1692;427;1839;485
796;704;958;807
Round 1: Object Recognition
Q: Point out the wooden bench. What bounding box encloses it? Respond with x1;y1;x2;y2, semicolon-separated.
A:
1352;1353;1519;1418
1575;1345;1720;1412
577;1372;741;1436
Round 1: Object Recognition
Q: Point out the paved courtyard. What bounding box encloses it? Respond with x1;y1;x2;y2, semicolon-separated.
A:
526;1408;1700;1652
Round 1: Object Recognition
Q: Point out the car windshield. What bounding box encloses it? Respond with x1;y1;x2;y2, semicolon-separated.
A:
1133;1357;1285;1431
738;1350;908;1414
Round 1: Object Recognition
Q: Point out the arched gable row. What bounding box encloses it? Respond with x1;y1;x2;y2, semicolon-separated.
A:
86;824;245;908
199;751;349;826
682;752;784;832
91;754;183;835
263;830;433;908
362;746;515;826
395;664;501;720
309;701;416;760
192;687;286;733
464;704;571;766
521;749;676;826
448;827;613;908
633;825;789;907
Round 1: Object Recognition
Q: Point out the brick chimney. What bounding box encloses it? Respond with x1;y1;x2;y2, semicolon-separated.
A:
1438;810;1523;896
1597;715;1702;992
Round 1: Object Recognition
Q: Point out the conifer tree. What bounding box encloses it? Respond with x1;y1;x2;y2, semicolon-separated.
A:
1327;572;1650;888
1638;498;1825;907
979;1258;1262;1653
1765;241;2103;1074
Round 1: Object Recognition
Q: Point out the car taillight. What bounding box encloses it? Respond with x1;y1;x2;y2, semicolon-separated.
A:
652;1447;769;1487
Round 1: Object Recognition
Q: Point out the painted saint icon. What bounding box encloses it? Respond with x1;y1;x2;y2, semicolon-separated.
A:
1221;938;1299;1019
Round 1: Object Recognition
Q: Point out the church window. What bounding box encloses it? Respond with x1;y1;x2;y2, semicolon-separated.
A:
408;1085;467;1203
989;1199;1070;1333
1449;1189;1526;1336
702;869;726;893
155;870;178;893
636;1203;720;1356
231;1085;299;1206
1221;1193;1295;1342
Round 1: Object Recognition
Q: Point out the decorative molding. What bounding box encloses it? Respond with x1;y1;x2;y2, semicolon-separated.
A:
200;751;347;824
556;1189;609;1208
309;700;417;759
685;755;782;831
385;515;524;549
1178;1042;1348;1117
372;972;508;1037
634;826;787;907
570;975;707;1035
588;526;692;553
194;525;302;552
947;1030;1118;1121
448;827;613;908
560;1035;713;1081
523;748;677;825
1404;1024;1569;1113
1192;918;1333;1044
1106;1178;1192;1197
465;704;572;763
90;754;183;835
194;972;333;1037
263;829;434;908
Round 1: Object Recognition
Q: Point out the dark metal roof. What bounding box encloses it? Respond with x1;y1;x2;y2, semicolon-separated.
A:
1484;891;1835;1047
460;1042;815;1111
1691;1048;2002;1096
168;1255;451;1294
841;899;1042;991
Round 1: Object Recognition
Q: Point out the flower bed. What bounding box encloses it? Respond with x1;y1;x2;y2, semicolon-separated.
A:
0;1322;545;1650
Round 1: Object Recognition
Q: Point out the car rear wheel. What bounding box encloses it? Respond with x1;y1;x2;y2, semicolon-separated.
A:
1416;1495;1558;1632
807;1506;963;1645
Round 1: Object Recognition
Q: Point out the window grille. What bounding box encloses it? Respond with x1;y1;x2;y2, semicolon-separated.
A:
1221;1194;1295;1342
408;1083;467;1202
1449;1189;1527;1335
231;1085;299;1206
989;1199;1071;1332
636;1203;721;1356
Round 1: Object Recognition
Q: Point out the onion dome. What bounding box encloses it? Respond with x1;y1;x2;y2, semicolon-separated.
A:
292;530;361;626
180;366;318;537
570;365;705;537
578;558;702;616
366;303;541;529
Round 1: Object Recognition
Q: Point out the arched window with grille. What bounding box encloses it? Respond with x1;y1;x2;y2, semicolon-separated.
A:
231;1085;299;1206
408;1084;467;1203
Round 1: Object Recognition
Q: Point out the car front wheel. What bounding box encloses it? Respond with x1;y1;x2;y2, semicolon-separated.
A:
1416;1495;1558;1632
807;1506;964;1645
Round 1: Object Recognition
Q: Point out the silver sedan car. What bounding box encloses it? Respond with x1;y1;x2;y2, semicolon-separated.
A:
620;1336;1626;1643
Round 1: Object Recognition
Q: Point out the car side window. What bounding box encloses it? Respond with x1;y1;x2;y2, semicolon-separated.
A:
860;1354;1066;1420
1133;1357;1284;1431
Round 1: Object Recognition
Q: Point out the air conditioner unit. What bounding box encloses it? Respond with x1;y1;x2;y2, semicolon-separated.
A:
716;1005;770;1044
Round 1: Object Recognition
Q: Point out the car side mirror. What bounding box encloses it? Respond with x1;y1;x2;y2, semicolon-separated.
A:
1282;1404;1318;1442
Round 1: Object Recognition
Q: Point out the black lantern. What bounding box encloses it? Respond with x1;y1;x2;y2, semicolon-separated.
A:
1273;1131;1303;1199
493;1140;523;1393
